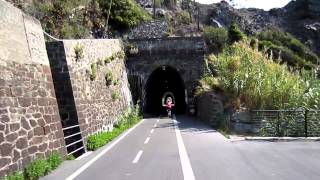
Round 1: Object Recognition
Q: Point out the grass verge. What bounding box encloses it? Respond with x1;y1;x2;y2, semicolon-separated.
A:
86;105;142;151
3;153;63;180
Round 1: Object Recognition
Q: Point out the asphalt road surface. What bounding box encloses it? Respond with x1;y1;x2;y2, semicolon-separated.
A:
42;115;320;180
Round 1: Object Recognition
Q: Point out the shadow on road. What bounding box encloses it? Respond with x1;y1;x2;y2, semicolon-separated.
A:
175;115;217;134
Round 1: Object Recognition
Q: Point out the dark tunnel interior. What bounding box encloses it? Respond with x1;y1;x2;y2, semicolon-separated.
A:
145;66;186;115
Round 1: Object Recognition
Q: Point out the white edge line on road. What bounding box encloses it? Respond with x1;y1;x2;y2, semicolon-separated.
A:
157;119;159;123
172;116;196;180
66;119;145;180
144;137;150;144
154;123;157;128
132;150;143;164
150;129;154;134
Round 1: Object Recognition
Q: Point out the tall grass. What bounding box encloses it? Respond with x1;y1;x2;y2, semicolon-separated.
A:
204;42;320;110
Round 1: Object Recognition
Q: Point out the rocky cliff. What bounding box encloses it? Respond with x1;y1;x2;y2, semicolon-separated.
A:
200;0;320;55
4;0;320;55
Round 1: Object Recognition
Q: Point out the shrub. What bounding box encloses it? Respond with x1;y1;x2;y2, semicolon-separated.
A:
113;79;119;85
203;26;228;52
228;22;246;43
98;0;152;29
195;74;221;96
111;92;119;101
74;44;84;61
90;63;97;80
87;105;141;150
250;38;258;50
104;56;112;64
24;159;51;180
204;42;320;110
257;28;319;68
105;71;114;86
87;127;123;151
61;20;90;39
176;10;192;25
4;172;24;180
116;51;126;59
37;0;92;39
3;153;64;180
66;155;76;160
47;153;63;170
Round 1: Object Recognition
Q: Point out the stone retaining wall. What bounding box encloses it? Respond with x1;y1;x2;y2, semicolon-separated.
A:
196;92;224;127
46;39;132;140
0;0;65;176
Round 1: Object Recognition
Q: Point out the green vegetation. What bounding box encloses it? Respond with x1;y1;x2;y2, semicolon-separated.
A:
105;71;114;86
203;27;228;52
217;129;230;139
216;114;231;139
32;0;150;38
24;159;51;180
111;92;120;101
46;153;63;170
116;51;126;59
105;51;126;63
228;22;246;44
4;153;64;180
257;28;319;69
199;42;320;110
35;0;93;38
90;63;97;80
113;79;119;86
74;44;84;61
154;0;163;8
104;55;114;64
176;10;192;25
98;0;151;29
66;155;76;160
3;172;24;180
87;105;141;151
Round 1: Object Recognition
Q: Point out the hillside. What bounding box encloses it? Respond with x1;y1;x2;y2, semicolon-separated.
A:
198;0;320;56
5;0;320;58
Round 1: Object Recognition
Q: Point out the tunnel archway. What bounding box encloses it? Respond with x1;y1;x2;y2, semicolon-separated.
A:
145;66;186;115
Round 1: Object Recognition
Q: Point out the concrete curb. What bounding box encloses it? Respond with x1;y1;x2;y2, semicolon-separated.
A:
229;136;320;142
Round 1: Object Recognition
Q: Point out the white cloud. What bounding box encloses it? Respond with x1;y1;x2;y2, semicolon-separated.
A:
195;0;292;10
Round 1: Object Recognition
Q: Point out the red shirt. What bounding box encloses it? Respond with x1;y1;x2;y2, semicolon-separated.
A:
164;102;174;109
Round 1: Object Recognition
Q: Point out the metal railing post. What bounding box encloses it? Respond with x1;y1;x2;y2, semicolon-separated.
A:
277;111;280;137
305;110;308;138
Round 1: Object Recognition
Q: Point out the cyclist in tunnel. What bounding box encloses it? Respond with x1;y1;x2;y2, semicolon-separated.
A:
163;97;174;118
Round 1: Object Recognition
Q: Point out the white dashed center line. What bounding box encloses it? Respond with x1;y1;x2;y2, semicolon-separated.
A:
144;137;150;144
132;150;143;164
150;129;154;134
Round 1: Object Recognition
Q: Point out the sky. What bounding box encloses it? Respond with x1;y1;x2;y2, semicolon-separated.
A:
195;0;292;10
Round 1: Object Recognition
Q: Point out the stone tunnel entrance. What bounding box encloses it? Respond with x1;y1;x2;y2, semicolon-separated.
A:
145;66;186;115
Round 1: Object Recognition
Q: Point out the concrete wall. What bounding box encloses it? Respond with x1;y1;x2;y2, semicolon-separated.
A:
0;0;65;176
126;37;205;111
46;39;132;140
